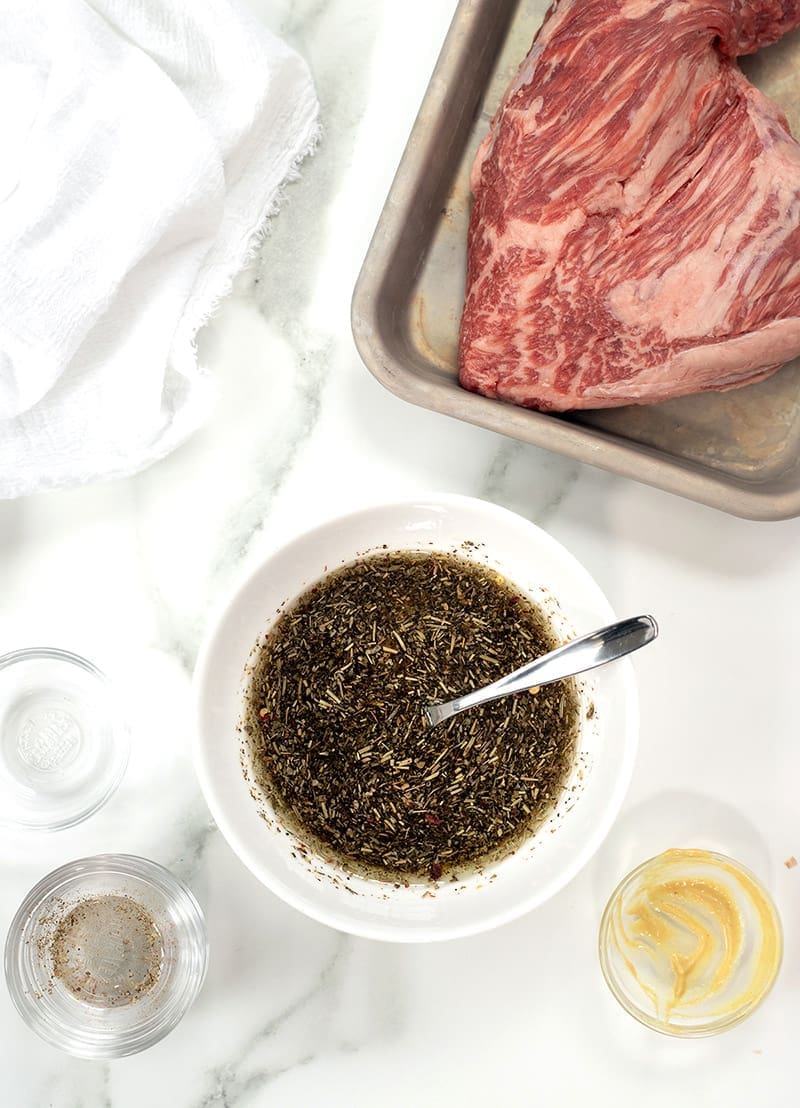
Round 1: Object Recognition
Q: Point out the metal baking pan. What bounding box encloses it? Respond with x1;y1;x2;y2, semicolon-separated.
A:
351;0;800;520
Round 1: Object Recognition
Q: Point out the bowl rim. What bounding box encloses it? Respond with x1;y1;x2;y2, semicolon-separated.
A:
192;493;639;941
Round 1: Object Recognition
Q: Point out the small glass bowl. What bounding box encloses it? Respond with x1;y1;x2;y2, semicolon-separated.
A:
0;648;130;831
5;855;208;1058
598;848;783;1037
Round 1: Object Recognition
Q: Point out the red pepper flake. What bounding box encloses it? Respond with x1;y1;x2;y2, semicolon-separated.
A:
429;861;443;881
424;813;441;826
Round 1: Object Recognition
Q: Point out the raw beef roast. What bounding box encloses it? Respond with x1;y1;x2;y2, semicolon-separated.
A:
459;0;800;411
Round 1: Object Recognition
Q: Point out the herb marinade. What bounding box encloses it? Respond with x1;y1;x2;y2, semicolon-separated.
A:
245;551;579;881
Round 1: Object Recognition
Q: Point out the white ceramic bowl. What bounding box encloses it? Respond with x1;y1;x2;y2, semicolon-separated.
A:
193;495;638;941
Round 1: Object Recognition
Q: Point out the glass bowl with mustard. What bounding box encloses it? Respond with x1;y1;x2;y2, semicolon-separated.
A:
598;848;782;1036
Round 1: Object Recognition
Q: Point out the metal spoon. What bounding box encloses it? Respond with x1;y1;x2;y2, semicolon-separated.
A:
424;614;658;728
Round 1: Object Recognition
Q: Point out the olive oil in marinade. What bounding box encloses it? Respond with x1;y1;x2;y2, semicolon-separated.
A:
245;550;579;882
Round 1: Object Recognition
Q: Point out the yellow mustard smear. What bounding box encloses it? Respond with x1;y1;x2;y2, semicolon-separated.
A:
610;849;781;1026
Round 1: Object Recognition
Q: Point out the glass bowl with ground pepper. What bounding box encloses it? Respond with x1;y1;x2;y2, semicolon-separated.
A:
4;854;208;1058
194;495;640;941
598;848;783;1036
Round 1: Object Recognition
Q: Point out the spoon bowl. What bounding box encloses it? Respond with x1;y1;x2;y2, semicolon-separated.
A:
424;615;658;728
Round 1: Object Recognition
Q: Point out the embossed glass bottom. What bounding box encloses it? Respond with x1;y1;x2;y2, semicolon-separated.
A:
0;649;129;831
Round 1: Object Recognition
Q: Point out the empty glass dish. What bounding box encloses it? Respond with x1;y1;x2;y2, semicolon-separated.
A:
0;648;129;831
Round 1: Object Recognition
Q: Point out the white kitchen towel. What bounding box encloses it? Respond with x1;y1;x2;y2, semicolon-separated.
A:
0;0;320;497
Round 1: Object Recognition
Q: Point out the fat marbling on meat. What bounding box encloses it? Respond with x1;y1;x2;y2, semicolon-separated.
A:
459;0;800;411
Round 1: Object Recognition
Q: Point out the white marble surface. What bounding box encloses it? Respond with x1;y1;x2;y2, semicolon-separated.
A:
2;1;800;1103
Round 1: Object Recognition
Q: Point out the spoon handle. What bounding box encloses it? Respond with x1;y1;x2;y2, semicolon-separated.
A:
424;614;657;728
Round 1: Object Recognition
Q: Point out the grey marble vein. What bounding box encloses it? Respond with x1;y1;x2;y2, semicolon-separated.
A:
206;333;334;587
479;440;581;526
168;811;219;889
193;932;350;1108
